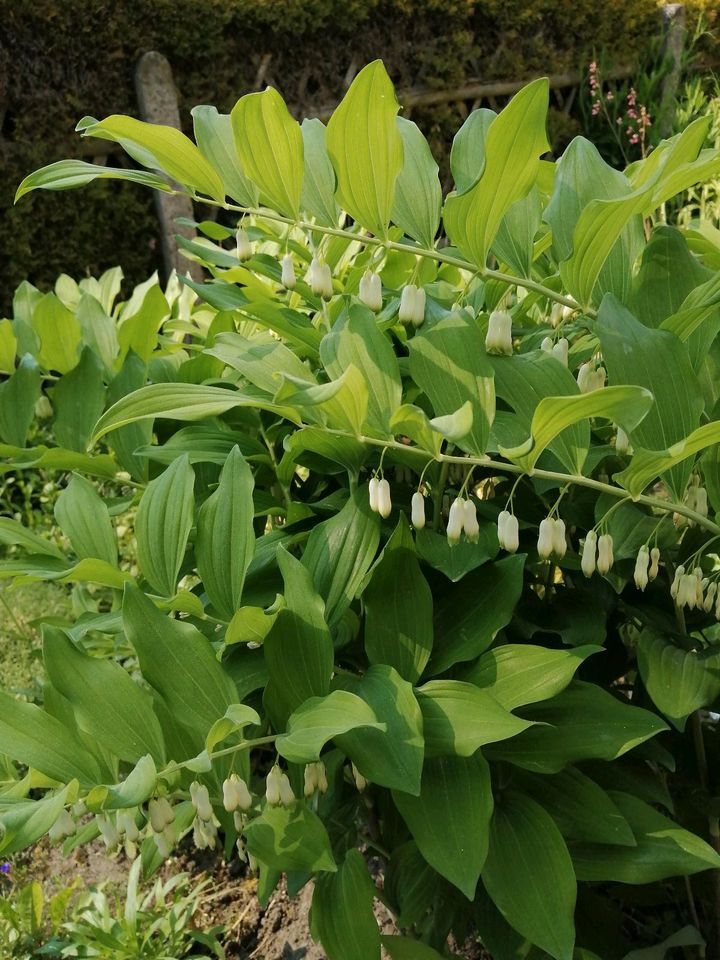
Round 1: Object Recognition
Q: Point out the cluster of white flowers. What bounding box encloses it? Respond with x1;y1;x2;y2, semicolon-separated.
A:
359;270;383;312
304;761;329;797
447;496;480;545
537;517;567;559
632;544;660;590
399;284;426;326
190;781;220;850
580;531;614;576
265;764;295;806
368;477;392;518
308;257;334;299
541;336;569;366
485;309;513;355
577;361;606;393
671;565;717;612
236;227;253;262
497;510;520;552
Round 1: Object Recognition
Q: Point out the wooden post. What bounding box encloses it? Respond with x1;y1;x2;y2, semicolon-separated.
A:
658;4;687;138
134;51;204;282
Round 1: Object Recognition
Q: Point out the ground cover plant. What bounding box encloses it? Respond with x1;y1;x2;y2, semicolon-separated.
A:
4;59;720;958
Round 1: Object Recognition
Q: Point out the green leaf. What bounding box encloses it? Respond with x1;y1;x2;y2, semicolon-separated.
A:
492;187;543;278
572;791;720;883
0;690;101;785
191;105;259;207
326;60;404;239
408;310;495;457
54;474;117;567
482;791;576;960
80;115;224;201
302;488;381;628
428;555;525;675
0;355;41;448
244;803;336;874
0;517;65;560
276;690;383;763
616;418;720;498
30;292;81;374
92;382;293;443
515;767;636;846
0;319;17;373
392;118;441;247
15;159;171;202
42;626;165;765
263;547;333;731
596;295;703;498
444;79;549;266
636;633;720;731
320;305;402;436
381;938;445;960
463;643;600;710
300;118;339;227
312;849;380;960
135;455;194;596
414;524;499;582
106;351;151;482
363;515;433;682
0;785;75;857
122;584;238;742
623;926;705;960
336;665;424;795
416;680;532;756
51;347;106;452
489;351;586;472
196;446;255;619
500;385;654;474
392;753;493;899
208;331;314;396
490;681;667;773
449;107;496;193
231;87;304;217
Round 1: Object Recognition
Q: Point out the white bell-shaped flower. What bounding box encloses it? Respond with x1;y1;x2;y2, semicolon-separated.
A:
190;781;213;823
368;477;380;513
377;479;392;519
485;310;513;355
463;499;480;543
359;270;383;312
649;547;660;581
537;517;555;559
447;497;465;545
411;491;426;530
581;530;597;578
597;534;614;575
633;545;650;591
236;227;252;261
551;338;569;367
552;518;567;558
281;254;296;289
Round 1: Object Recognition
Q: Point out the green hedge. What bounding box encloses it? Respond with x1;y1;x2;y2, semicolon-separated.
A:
0;0;704;312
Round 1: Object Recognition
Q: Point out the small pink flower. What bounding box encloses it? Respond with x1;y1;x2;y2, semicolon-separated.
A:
606;91;614;101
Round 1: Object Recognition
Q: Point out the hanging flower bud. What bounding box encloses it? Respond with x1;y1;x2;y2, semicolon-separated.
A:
399;284;418;324
278;771;295;806
485;310;513;356
634;545;650;591
48;808;76;843
351;763;367;792
577;362;594;394
193;816;218;851
597;534;614;575
447;497;465;545
190;782;213;823
549;303;563;327
117;810;140;843
695;487;709;518
541;336;553;353
670;565;685;600
359;270;383;312
412;287;427;327
368;477;380;513
616;427;630;455
649;547;660;581
236;227;252;261
498;510;519;553
233;811;246;832
236;837;248;863
581;530;597;578
223;774;253;813
96;815;120;850
463;499;480;544
309;258;333;299
679;573;696;609
537;517;555;559
281;254;296;290
704;581;717;613
148;797;174;834
265;766;282;806
154;825;175;859
411;491;426;530
551;337;569;367
552;518;567;558
303;761;328;797
377;479;392;519
594;367;607;389
715;590;720;620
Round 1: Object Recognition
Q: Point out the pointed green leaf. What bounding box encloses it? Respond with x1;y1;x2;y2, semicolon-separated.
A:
192;104;259;207
245;803;336;874
326;60;404;239
15;159;171;202
135;455;194;596
301;118;339;226
637;633;720;731
276;690;383;763
312;849;379;960
231;87;304;217
54;474;117;567
393;753;493;899
392;118;441;247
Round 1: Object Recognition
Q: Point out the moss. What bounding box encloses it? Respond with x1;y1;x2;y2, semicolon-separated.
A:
0;582;70;697
0;0;709;312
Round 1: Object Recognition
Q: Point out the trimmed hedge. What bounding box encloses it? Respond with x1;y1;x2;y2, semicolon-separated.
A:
1;0;715;311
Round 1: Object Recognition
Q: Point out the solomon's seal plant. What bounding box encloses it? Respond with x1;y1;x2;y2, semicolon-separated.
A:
6;59;720;958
